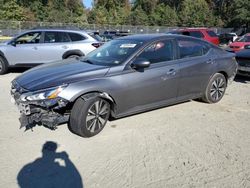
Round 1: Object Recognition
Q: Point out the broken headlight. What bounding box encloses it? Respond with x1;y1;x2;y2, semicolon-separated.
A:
24;85;67;101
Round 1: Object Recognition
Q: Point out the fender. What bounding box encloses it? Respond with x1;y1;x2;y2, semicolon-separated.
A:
62;50;85;59
81;92;115;104
80;91;117;117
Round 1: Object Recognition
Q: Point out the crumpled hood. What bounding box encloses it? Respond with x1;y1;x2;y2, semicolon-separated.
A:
15;59;110;91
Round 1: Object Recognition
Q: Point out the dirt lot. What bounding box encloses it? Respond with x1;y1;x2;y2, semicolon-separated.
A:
0;72;250;188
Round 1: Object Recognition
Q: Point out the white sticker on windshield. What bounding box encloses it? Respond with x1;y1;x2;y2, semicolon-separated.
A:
120;44;137;48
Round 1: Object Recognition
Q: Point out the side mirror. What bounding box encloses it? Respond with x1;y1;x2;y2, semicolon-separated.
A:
9;41;16;47
244;45;250;49
131;58;150;69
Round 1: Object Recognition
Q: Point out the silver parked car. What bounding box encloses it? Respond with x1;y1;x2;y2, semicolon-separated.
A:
0;29;101;74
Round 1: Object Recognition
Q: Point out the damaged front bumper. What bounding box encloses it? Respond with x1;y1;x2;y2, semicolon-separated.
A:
12;93;70;130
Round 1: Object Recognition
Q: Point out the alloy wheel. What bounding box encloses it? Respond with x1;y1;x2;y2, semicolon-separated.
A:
86;99;110;133
210;77;225;101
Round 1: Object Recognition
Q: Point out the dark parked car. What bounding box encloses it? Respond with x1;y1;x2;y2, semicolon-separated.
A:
219;33;238;45
236;47;250;76
11;34;237;137
168;28;220;45
101;30;131;42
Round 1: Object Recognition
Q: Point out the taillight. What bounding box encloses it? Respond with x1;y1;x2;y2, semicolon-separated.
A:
92;43;103;48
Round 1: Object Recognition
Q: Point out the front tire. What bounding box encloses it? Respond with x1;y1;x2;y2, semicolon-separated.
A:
68;97;110;137
0;56;8;75
202;73;227;103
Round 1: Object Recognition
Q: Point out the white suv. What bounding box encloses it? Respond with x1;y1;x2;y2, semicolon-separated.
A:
0;29;102;74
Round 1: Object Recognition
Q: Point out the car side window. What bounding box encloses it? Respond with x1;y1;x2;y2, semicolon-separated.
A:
137;40;174;64
44;32;71;43
189;31;204;38
68;33;86;42
178;39;210;59
15;32;41;44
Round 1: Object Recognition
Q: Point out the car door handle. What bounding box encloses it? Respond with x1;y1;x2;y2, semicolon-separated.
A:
32;47;38;50
206;59;215;64
166;69;176;76
62;46;69;49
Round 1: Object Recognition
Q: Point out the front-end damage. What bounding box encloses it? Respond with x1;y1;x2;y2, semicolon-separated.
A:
11;82;71;130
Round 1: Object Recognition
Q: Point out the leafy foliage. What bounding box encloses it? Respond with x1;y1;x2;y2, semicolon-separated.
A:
0;0;249;27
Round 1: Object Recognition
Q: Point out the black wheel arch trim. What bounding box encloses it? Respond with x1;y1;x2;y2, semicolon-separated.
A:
62;50;85;59
0;50;9;66
79;91;117;118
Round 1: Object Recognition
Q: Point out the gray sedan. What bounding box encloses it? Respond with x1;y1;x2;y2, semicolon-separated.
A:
11;34;237;137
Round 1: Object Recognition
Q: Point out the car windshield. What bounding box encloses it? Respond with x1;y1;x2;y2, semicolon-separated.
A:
236;35;250;42
88;33;103;42
207;30;217;37
82;39;144;66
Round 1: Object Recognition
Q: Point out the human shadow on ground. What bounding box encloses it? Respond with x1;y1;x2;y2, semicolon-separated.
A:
17;141;83;188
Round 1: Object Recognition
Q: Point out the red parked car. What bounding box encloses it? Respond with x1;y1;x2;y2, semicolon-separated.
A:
168;28;220;45
229;33;250;52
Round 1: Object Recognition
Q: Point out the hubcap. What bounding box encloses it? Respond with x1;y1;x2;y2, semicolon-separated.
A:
86;100;109;133
210;77;225;101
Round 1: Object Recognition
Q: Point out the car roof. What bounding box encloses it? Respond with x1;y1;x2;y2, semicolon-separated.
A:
115;33;178;41
27;29;89;35
117;33;210;43
174;28;214;32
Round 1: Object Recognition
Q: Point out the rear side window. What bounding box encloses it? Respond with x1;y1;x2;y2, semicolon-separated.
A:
189;31;204;38
178;39;210;58
68;33;86;42
44;32;71;43
207;30;217;37
137;40;174;64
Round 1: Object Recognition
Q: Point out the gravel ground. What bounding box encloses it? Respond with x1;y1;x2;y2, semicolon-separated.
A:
0;72;250;188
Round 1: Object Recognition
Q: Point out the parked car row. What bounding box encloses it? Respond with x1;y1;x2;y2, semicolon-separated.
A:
167;28;220;45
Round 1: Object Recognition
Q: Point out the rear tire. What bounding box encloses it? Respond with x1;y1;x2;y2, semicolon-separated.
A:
0;56;8;75
202;73;227;103
68;97;110;137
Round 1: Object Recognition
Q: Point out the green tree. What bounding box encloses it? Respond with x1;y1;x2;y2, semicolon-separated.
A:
29;1;48;21
149;3;179;26
0;0;26;21
87;6;108;24
233;0;250;27
133;0;158;14
179;0;216;27
126;5;148;25
88;0;130;25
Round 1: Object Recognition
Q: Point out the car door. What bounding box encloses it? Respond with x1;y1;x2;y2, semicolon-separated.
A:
176;38;214;98
37;31;72;63
4;31;42;65
114;39;180;115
